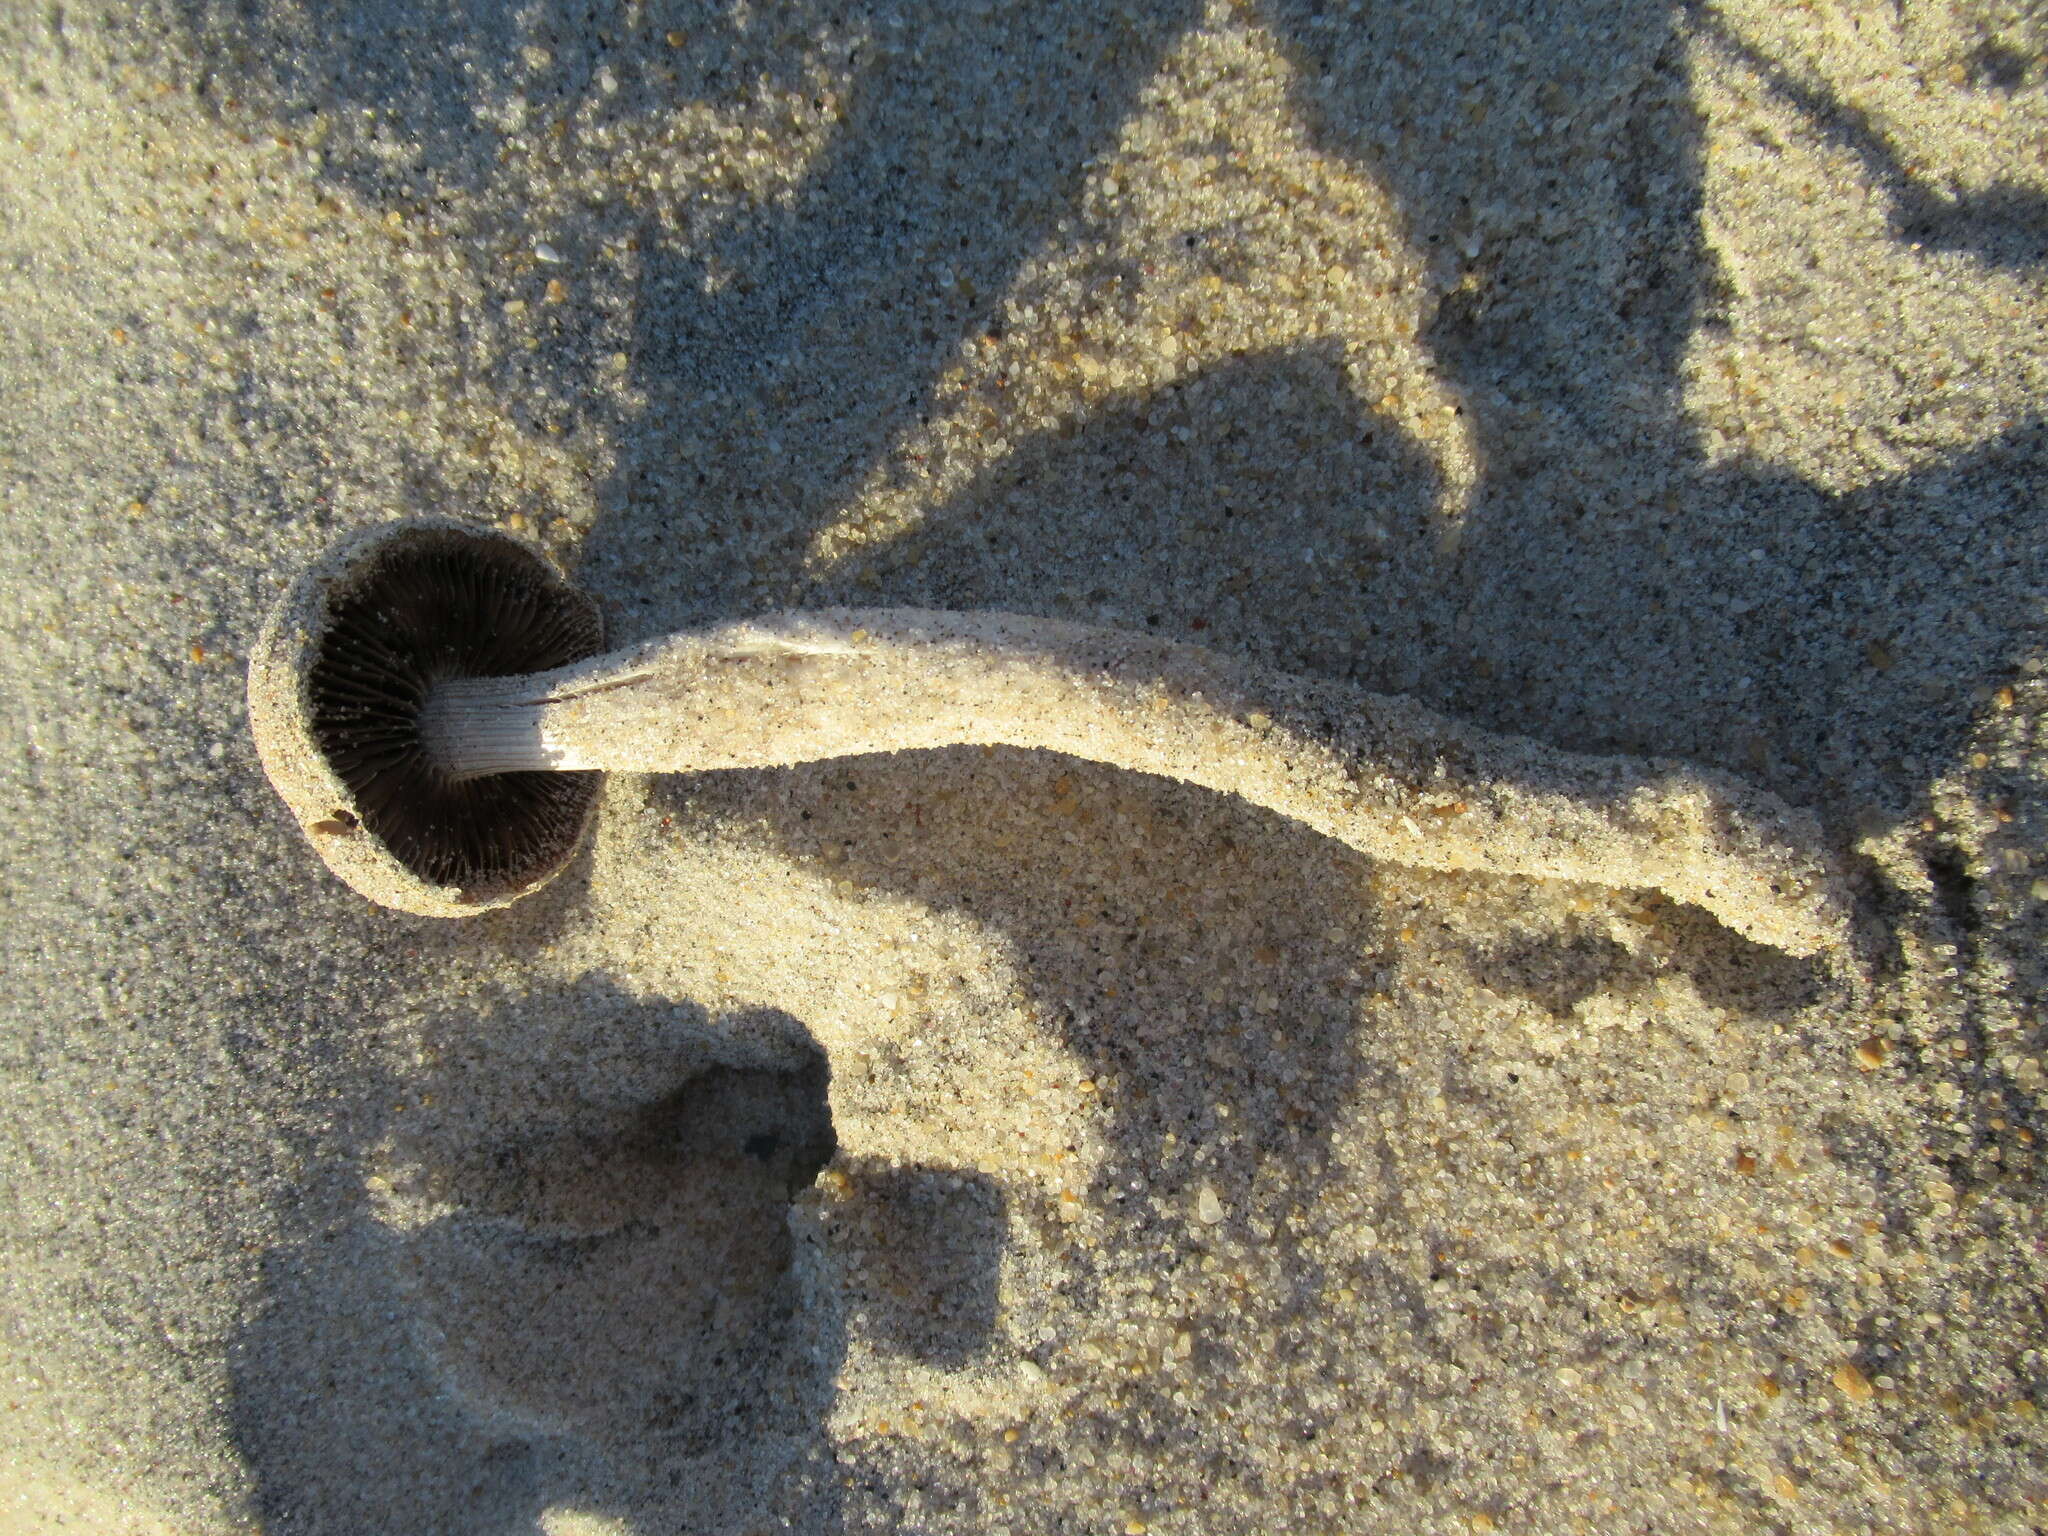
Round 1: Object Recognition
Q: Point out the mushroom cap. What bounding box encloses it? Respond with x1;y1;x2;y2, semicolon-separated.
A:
247;518;605;916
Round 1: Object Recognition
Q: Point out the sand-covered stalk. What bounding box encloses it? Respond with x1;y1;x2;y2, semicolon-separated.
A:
419;608;1847;956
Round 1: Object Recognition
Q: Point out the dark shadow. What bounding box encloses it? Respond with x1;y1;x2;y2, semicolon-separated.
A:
580;0;1204;626
1250;0;1734;741
829;340;1443;681
1465;928;1640;1019
226;1222;556;1535
231;978;1015;1529
1462;903;1827;1030
1270;0;1717;485
1645;903;1830;1017
1664;425;2048;810
219;987;820;1530
825;1159;1007;1367
387;1039;837;1452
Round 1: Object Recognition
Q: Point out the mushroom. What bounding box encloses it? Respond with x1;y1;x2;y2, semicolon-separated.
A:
248;518;1848;954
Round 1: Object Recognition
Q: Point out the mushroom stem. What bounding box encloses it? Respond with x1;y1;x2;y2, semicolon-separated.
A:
419;607;1845;956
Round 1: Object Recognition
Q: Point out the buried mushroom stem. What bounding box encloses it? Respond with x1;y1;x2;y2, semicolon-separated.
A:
412;605;1847;957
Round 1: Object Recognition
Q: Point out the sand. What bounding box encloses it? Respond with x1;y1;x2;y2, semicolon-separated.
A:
0;0;2043;1531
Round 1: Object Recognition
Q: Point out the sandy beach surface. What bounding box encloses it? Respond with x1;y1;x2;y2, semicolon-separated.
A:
3;0;2046;1531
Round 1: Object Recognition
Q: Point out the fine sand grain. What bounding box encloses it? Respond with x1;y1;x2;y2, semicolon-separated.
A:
2;0;2045;1532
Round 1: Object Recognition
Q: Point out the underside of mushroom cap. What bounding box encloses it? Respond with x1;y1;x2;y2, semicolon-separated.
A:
247;519;605;916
